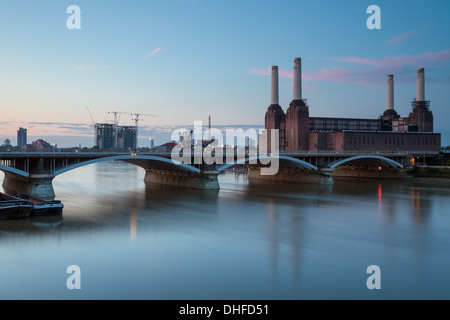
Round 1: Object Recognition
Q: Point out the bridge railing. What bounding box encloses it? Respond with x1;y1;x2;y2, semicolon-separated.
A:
0;150;442;156
279;150;440;156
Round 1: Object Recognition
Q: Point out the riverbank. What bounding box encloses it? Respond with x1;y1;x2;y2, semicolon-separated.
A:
403;176;450;186
404;166;450;186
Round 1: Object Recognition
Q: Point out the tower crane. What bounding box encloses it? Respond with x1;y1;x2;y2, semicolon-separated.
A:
108;111;129;126
86;107;96;125
131;113;158;127
131;113;158;149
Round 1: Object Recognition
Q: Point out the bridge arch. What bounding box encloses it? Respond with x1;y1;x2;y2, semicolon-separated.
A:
216;155;318;172
0;165;29;178
328;155;403;169
54;155;201;176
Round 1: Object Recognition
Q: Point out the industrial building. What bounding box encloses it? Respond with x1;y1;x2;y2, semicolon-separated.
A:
95;123;137;150
264;58;441;153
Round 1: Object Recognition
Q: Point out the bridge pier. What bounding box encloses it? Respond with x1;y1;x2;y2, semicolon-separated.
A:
2;173;56;200
144;169;220;190
247;167;333;185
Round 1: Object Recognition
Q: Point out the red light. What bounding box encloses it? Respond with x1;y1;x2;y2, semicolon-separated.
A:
378;166;382;171
378;184;382;210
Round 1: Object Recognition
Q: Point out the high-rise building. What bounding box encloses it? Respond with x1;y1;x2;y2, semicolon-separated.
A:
95;124;115;149
17;128;27;149
117;126;137;149
95;123;138;150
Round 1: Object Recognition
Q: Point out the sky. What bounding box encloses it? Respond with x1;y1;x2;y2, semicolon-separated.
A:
0;0;449;147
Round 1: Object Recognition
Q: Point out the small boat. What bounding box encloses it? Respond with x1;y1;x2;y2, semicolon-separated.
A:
0;192;33;220
13;194;64;216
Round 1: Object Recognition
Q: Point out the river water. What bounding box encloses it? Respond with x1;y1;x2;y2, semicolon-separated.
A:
0;161;449;300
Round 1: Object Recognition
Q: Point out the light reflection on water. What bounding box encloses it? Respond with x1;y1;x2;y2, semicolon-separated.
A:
0;162;450;300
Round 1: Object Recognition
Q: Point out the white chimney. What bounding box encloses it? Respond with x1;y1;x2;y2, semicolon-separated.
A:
293;57;302;101
271;66;279;105
417;68;425;101
386;75;394;110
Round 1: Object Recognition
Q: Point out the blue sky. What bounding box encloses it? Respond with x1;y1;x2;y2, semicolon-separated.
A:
0;0;449;147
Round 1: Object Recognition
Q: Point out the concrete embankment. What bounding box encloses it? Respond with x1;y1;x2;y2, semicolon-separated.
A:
248;166;450;187
247;167;333;184
404;166;450;186
333;166;450;186
332;167;406;179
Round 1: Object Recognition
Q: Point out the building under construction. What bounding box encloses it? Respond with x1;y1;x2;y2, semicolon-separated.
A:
95;124;137;150
264;58;441;153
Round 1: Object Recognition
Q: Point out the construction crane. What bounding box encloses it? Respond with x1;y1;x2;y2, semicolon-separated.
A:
86;107;96;125
131;113;158;150
131;113;158;127
108;111;129;126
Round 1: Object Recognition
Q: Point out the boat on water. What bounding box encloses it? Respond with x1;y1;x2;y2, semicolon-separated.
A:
13;194;64;216
0;193;33;220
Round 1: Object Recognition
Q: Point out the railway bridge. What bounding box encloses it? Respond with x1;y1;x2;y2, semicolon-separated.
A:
0;151;431;200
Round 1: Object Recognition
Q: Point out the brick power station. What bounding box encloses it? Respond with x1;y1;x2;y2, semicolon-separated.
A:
264;58;441;153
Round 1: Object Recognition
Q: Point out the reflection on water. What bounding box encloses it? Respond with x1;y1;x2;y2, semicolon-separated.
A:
0;162;450;300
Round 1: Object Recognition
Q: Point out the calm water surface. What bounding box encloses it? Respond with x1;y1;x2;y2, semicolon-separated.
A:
0;162;449;300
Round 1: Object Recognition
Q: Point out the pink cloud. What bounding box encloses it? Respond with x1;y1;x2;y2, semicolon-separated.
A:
279;69;293;79
334;49;450;67
304;84;317;91
249;68;294;79
387;30;421;45
251;65;403;88
250;67;352;89
387;26;430;45
250;68;271;76
251;49;450;88
251;67;353;84
304;67;351;83
145;47;163;59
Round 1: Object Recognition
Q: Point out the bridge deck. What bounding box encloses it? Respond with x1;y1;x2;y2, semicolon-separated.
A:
0;151;437;177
